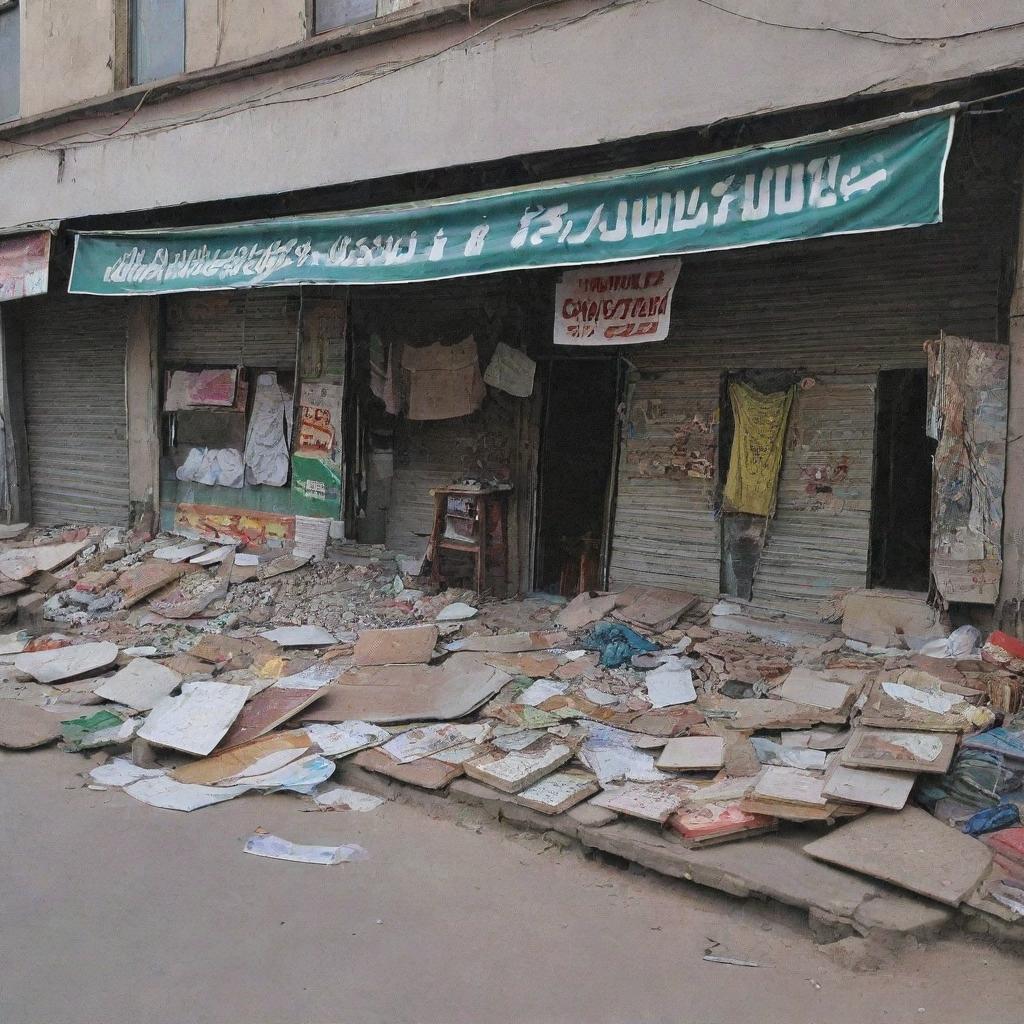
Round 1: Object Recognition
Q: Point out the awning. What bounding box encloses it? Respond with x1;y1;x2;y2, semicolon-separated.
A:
0;231;52;301
68;108;956;296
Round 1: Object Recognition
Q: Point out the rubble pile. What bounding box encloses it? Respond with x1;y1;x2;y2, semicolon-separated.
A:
2;521;1024;926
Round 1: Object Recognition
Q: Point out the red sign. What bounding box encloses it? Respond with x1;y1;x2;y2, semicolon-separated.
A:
0;232;50;302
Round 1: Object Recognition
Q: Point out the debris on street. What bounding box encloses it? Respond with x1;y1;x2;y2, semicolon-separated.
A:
1;521;1023;940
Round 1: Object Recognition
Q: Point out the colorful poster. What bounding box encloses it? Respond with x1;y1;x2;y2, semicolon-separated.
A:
297;383;343;458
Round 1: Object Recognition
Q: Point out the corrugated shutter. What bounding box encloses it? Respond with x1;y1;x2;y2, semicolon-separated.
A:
608;123;1010;614
19;295;129;526
609;364;720;593
163;291;299;368
749;375;876;618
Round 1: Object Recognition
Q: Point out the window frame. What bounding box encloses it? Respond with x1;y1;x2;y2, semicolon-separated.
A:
129;0;187;87
313;0;387;36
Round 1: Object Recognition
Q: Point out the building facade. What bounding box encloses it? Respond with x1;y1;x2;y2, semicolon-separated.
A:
3;0;1024;631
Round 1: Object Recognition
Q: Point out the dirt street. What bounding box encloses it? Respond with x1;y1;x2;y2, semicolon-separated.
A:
1;748;1021;1024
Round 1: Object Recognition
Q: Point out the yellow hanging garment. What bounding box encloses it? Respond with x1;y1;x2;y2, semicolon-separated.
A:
722;381;795;517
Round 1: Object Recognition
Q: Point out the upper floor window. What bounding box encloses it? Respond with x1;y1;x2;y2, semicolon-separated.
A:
0;0;19;123
131;0;185;85
315;0;414;34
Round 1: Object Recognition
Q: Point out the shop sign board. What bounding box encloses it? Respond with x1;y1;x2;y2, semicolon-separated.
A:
69;112;954;296
554;258;680;345
0;232;50;301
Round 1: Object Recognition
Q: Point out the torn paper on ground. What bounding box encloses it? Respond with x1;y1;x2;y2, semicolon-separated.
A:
243;833;368;865
309;786;385;812
124;775;250;811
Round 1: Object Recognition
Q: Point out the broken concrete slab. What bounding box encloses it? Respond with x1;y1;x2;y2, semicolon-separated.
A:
93;658;182;711
777;668;853;711
657;736;725;771
822;765;914;810
556;592;618;631
302;654;511;724
14;641;119;684
353;624;438;666
216;684;329;750
353;746;465;790
478;652;561;678
590;780;699;823
153;543;207;562
841;589;949;649
138;680;249;756
803;806;992;906
702;695;848;731
445;630;569;654
0;701;63;748
0;539;91;580
259;625;339;648
115;561;188;607
613;585;698;631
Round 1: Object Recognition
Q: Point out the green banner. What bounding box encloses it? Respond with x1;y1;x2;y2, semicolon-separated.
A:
69;112;954;296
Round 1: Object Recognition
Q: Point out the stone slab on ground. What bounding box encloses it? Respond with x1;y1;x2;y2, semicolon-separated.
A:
575;818;954;936
803;806;992;906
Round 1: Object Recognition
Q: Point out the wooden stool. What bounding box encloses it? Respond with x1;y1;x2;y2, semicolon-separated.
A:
427;485;511;597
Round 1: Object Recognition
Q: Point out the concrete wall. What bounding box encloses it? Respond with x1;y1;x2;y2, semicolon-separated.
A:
19;0;116;118
185;0;308;72
4;0;1024;229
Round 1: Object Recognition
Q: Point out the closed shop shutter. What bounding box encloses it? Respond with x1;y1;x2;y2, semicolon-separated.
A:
608;123;1010;616
19;295;130;526
748;374;876;619
163;291;299;368
609;364;721;594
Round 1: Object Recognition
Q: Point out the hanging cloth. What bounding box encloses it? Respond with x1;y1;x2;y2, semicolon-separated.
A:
244;372;294;487
401;336;485;420
722;381;795;517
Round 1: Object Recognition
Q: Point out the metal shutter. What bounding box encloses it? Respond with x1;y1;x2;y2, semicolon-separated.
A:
19;295;130;526
608;128;1009;616
163;290;300;368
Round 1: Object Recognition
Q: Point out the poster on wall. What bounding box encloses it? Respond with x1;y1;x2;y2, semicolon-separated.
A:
0;232;50;302
297;383;344;458
291;455;343;518
554;258;681;346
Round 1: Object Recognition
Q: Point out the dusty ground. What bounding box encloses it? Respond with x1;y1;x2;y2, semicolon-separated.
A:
1;749;1021;1024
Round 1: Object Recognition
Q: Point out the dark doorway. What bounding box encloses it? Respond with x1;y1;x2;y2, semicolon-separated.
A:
869;368;933;591
535;358;619;595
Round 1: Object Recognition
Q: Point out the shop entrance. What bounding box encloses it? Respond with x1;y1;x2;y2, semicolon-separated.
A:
535;358;619;596
869;368;933;590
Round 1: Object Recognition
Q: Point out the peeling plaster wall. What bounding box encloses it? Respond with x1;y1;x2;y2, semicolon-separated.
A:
5;1;1024;228
19;0;115;118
